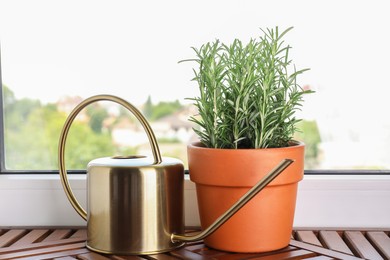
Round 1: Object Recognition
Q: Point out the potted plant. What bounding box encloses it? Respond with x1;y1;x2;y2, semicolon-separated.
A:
181;27;312;253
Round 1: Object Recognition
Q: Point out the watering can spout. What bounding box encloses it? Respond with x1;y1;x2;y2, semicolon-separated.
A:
171;158;294;243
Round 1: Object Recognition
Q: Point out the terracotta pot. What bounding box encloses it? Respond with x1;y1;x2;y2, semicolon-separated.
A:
188;141;304;253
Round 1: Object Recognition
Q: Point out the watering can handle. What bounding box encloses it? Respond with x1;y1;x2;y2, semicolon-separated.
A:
58;94;162;220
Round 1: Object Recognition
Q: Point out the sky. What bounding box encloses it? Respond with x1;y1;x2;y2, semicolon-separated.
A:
1;0;388;107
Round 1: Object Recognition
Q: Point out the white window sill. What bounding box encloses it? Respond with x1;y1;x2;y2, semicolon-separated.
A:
0;174;389;229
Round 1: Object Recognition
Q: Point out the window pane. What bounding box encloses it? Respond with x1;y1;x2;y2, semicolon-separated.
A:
1;0;389;171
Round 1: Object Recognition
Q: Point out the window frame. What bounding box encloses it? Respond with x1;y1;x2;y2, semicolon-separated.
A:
0;52;4;173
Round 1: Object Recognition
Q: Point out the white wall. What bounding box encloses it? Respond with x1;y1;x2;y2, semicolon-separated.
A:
0;174;389;229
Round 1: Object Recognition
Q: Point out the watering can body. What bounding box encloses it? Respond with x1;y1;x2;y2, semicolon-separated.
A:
86;156;184;254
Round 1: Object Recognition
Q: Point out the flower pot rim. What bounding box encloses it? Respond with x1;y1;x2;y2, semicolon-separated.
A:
187;140;305;186
188;140;304;151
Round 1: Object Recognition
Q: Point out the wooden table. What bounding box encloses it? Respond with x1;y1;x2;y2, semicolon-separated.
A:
0;228;389;259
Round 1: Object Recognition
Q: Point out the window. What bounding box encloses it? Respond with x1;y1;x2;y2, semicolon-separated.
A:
1;0;390;173
1;0;390;229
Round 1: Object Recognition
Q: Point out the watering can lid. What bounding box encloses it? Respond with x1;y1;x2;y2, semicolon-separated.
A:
87;155;183;168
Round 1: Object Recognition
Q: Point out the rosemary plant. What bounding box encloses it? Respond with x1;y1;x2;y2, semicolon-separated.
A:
182;27;312;149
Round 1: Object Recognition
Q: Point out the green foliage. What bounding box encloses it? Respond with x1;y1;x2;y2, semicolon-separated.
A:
3;86;115;170
181;27;313;149
144;99;182;121
143;95;153;119
294;120;321;168
86;104;109;134
4;97;42;131
66;121;114;169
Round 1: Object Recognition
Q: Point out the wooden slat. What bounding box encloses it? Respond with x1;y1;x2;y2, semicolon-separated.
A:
305;257;334;260
110;255;148;260
183;243;206;252
42;229;73;242
170;247;212;259
0;229;29;247
143;254;179;260
290;240;363;260
295;231;323;247
77;252;112;260
70;229;87;239
193;246;228;257
212;246;299;260
366;231;390;259
249;249;317;260
0;241;86;259
15;248;90;260
0;237;86;255
11;229;50;246
319;230;354;255
344;231;384;260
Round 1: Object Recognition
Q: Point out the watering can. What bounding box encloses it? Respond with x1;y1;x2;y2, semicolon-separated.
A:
58;94;294;255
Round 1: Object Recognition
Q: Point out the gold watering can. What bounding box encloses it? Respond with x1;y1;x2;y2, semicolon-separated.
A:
58;94;294;255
